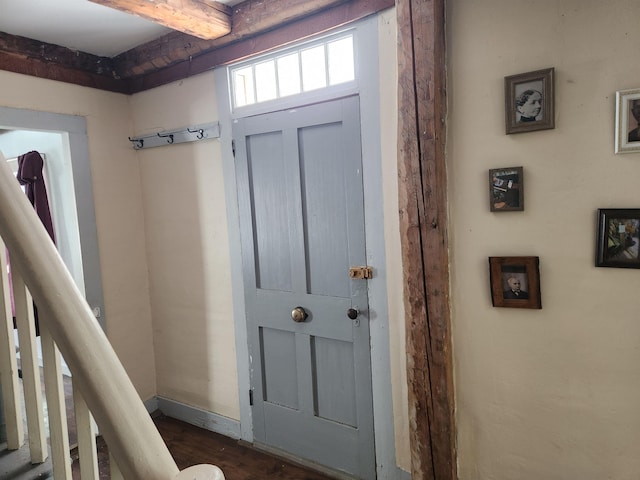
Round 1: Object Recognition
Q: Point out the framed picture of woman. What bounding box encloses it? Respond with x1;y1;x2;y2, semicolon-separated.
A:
505;68;555;135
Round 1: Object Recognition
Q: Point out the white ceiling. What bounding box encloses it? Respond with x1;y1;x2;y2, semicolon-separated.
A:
0;0;176;57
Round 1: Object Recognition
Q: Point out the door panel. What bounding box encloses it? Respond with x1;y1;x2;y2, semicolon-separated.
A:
234;96;375;479
313;336;357;426
246;131;293;292
260;327;298;409
299;122;351;298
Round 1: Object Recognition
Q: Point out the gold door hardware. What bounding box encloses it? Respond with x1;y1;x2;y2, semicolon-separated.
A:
291;306;308;323
349;266;373;279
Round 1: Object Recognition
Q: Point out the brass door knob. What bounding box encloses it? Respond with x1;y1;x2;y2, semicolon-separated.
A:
347;308;359;320
291;306;308;323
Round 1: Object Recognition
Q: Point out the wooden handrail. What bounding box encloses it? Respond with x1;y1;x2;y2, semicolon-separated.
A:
0;156;223;479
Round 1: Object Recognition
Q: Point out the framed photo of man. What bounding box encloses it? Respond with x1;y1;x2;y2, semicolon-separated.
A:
504;68;555;135
489;256;542;309
615;88;640;154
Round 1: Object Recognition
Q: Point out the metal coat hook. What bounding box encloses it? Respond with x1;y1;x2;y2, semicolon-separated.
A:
127;122;219;150
187;127;205;140
157;132;174;144
128;137;144;149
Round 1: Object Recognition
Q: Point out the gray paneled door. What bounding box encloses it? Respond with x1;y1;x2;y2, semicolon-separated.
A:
234;96;376;479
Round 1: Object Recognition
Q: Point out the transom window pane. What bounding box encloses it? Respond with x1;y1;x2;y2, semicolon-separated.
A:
301;45;327;92
277;53;301;97
233;67;255;107
328;37;354;85
255;60;277;102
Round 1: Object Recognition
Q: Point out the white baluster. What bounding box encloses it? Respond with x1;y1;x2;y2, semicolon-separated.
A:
0;239;24;450
12;268;47;463
73;382;99;480
41;322;72;479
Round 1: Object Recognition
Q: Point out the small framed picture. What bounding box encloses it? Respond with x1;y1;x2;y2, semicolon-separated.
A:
595;209;640;268
489;256;542;309
614;88;640;154
504;67;555;135
489;166;523;211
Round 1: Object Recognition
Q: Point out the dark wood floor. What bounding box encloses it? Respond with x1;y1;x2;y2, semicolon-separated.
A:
156;416;335;480
3;368;336;480
69;415;335;480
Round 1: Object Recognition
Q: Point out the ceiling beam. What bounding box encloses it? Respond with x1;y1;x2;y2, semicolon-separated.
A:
0;32;125;93
112;0;351;79
125;0;394;92
88;0;232;40
0;0;394;94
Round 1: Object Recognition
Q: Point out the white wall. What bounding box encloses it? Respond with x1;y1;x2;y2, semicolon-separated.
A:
0;71;157;401
129;73;239;420
449;1;640;478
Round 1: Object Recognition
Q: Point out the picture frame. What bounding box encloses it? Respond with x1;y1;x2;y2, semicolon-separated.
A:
489;256;542;309
504;67;555;135
595;209;640;268
489;166;524;211
614;88;640;154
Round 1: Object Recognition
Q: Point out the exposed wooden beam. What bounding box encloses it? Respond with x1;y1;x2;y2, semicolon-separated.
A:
0;0;393;94
0;32;125;93
88;0;231;40
397;0;455;478
123;0;393;92
112;0;351;80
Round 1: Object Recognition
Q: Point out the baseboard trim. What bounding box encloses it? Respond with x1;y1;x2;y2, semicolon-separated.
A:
154;396;241;440
143;396;159;414
396;468;410;480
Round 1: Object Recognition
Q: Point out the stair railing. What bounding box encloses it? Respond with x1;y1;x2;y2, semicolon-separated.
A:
0;154;224;480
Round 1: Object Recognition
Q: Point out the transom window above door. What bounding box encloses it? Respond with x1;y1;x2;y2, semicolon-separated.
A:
230;33;355;109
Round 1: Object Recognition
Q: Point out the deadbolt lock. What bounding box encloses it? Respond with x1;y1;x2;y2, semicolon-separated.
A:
349;266;373;280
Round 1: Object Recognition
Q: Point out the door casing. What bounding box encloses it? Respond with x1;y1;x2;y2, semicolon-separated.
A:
215;15;408;479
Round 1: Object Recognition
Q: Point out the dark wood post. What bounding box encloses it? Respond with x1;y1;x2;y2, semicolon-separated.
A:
396;0;456;478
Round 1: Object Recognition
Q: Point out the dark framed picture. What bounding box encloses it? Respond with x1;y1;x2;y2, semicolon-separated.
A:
504;67;555;135
489;166;523;211
489;256;542;309
614;88;640;154
595;209;640;268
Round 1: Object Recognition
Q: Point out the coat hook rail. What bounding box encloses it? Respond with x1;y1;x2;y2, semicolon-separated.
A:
128;122;219;150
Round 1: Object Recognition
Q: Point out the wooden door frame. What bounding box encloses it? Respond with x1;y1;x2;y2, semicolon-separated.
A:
397;0;456;479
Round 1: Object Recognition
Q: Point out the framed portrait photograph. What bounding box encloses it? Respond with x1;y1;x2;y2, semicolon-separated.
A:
489;166;523;212
614;88;640;154
595;209;640;268
489;256;542;309
504;67;555;135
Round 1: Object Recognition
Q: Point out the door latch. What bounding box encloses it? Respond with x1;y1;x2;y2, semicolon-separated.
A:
349;266;373;279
